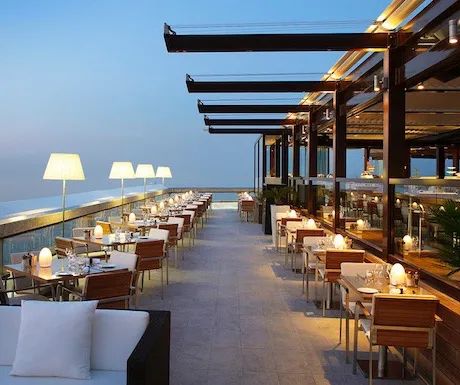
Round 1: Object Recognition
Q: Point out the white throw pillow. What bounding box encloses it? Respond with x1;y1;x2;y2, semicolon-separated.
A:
10;300;98;379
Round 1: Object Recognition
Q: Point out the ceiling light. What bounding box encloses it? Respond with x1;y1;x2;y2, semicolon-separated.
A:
417;82;425;90
373;75;381;92
449;19;459;44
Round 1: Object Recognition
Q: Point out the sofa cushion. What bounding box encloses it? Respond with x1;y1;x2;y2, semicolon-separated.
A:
10;300;98;379
0;306;21;365
0;366;125;385
91;310;149;371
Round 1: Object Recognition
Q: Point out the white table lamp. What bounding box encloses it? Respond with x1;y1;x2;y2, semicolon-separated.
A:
306;218;317;230
39;247;53;268
333;234;345;249
43;153;85;237
390;263;406;286
94;225;104;239
135;164;155;201
109;161;135;215
156;166;172;185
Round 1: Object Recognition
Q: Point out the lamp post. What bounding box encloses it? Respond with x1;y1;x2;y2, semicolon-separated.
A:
43;153;85;237
156;166;172;185
135;164;155;202
109;161;135;216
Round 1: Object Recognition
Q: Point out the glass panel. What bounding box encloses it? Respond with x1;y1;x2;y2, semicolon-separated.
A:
393;183;460;288
312;179;334;226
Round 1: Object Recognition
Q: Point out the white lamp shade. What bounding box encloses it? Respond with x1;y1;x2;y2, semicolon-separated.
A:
333;234;345;249
402;234;413;251
156;166;172;179
128;213;136;223
94;225;104;238
109;162;135;179
168;198;174;205
287;209;297;218
174;195;180;202
390;263;406;286
306;218;317;230
39;247;53;268
135;164;155;178
43;153;85;181
159;201;165;209
357;219;365;230
150;205;158;214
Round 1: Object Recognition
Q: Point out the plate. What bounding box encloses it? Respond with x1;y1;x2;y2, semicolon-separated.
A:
139;236;149;239
56;271;74;276
99;263;116;269
357;287;379;294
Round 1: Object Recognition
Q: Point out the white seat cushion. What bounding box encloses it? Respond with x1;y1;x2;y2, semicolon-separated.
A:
359;319;371;338
0;307;21;366
0;366;125;385
109;251;137;271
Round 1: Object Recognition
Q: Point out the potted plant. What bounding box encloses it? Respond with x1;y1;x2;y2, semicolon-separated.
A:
429;200;460;277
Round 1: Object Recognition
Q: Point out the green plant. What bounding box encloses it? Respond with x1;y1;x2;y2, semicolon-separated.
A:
429;200;460;275
260;186;297;205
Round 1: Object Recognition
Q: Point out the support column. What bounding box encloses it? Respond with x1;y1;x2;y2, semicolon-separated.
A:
270;144;276;177
453;146;460;171
382;44;410;259
333;89;348;232
307;113;318;215
275;139;281;177
262;135;267;186
292;125;301;177
281;132;289;185
436;146;445;179
364;147;370;171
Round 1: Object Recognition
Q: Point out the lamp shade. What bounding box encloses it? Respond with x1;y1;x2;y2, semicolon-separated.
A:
306;218;317;230
43;153;85;181
135;164;155;178
156;166;172;179
39;247;53;268
128;213;136;223
109;162;135;179
390;263;406;286
333;234;345;249
402;234;413;251
357;219;365;230
94;225;103;239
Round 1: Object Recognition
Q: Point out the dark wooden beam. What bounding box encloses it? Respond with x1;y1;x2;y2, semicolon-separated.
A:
262;135;267;181
164;31;394;52
307;113;318;215
187;78;349;93
275;139;281;177
382;46;409;259
292;125;301;177
205;117;307;126
208;127;288;134
270;144;276;177
197;102;316;114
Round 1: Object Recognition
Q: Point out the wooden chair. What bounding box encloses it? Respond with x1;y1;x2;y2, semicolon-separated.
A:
55;236;107;261
301;230;327;299
158;223;179;266
240;200;255;222
288;228;325;270
96;221;112;235
134;239;166;304
339;262;381;362
0;267;49;305
353;294;439;385
62;270;132;309
176;213;193;246
318;249;365;316
277;217;302;251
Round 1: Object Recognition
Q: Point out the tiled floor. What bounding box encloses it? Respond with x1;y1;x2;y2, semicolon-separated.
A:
139;208;422;385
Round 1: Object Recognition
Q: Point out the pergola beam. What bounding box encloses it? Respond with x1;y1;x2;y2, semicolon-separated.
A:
197;102;316;114
204;117;307;126
187;78;349;93
164;29;395;52
208;127;289;135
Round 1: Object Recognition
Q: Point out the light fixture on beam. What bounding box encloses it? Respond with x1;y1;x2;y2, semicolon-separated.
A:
324;108;331;120
417;82;425;90
449;19;459;44
373;75;381;92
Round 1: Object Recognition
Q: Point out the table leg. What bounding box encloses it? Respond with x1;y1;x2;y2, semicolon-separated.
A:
378;346;387;378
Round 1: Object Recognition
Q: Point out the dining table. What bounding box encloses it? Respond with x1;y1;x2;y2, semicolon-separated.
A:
339;273;427;379
5;258;127;301
72;233;138;251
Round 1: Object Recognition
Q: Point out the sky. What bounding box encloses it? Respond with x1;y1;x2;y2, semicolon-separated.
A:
0;0;389;201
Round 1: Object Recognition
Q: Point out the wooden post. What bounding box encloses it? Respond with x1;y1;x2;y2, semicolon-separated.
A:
292;125;301;177
333;89;348;232
275;139;280;177
307;112;318;215
364;147;370;172
262;135;267;185
270;144;276;177
436;146;445;179
281;132;289;185
382;43;410;259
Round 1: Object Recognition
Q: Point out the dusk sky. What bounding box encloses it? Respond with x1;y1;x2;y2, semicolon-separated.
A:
0;1;388;201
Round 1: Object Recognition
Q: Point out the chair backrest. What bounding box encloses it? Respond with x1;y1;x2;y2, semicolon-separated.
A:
325;249;365;270
371;294;438;348
96;221;112;235
148;228;169;244
168;217;184;228
182;210;195;222
9;251;41;291
158;223;178;239
296;229;325;243
0;278;9;305
176;214;191;227
340;262;381;277
135;239;165;271
241;200;255;212
109;251;138;271
83;270;132;309
55;237;75;257
281;217;302;226
72;227;94;238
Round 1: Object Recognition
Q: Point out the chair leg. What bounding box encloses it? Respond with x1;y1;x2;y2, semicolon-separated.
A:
160;264;164;300
175;245;178;266
141;271;145;292
402;347;406;379
346;308;350;363
413;348;418;377
148;270;151;280
432;331;437;385
353;310;359;374
166;257;169;285
339;299;343;344
369;341;373;385
322;279;326;317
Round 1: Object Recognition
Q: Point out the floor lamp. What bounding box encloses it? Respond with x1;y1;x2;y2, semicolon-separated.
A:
156;166;172;185
109;161;135;216
43;153;85;237
135;163;155;202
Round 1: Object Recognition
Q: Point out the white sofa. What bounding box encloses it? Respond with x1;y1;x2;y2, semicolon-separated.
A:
0;306;170;385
